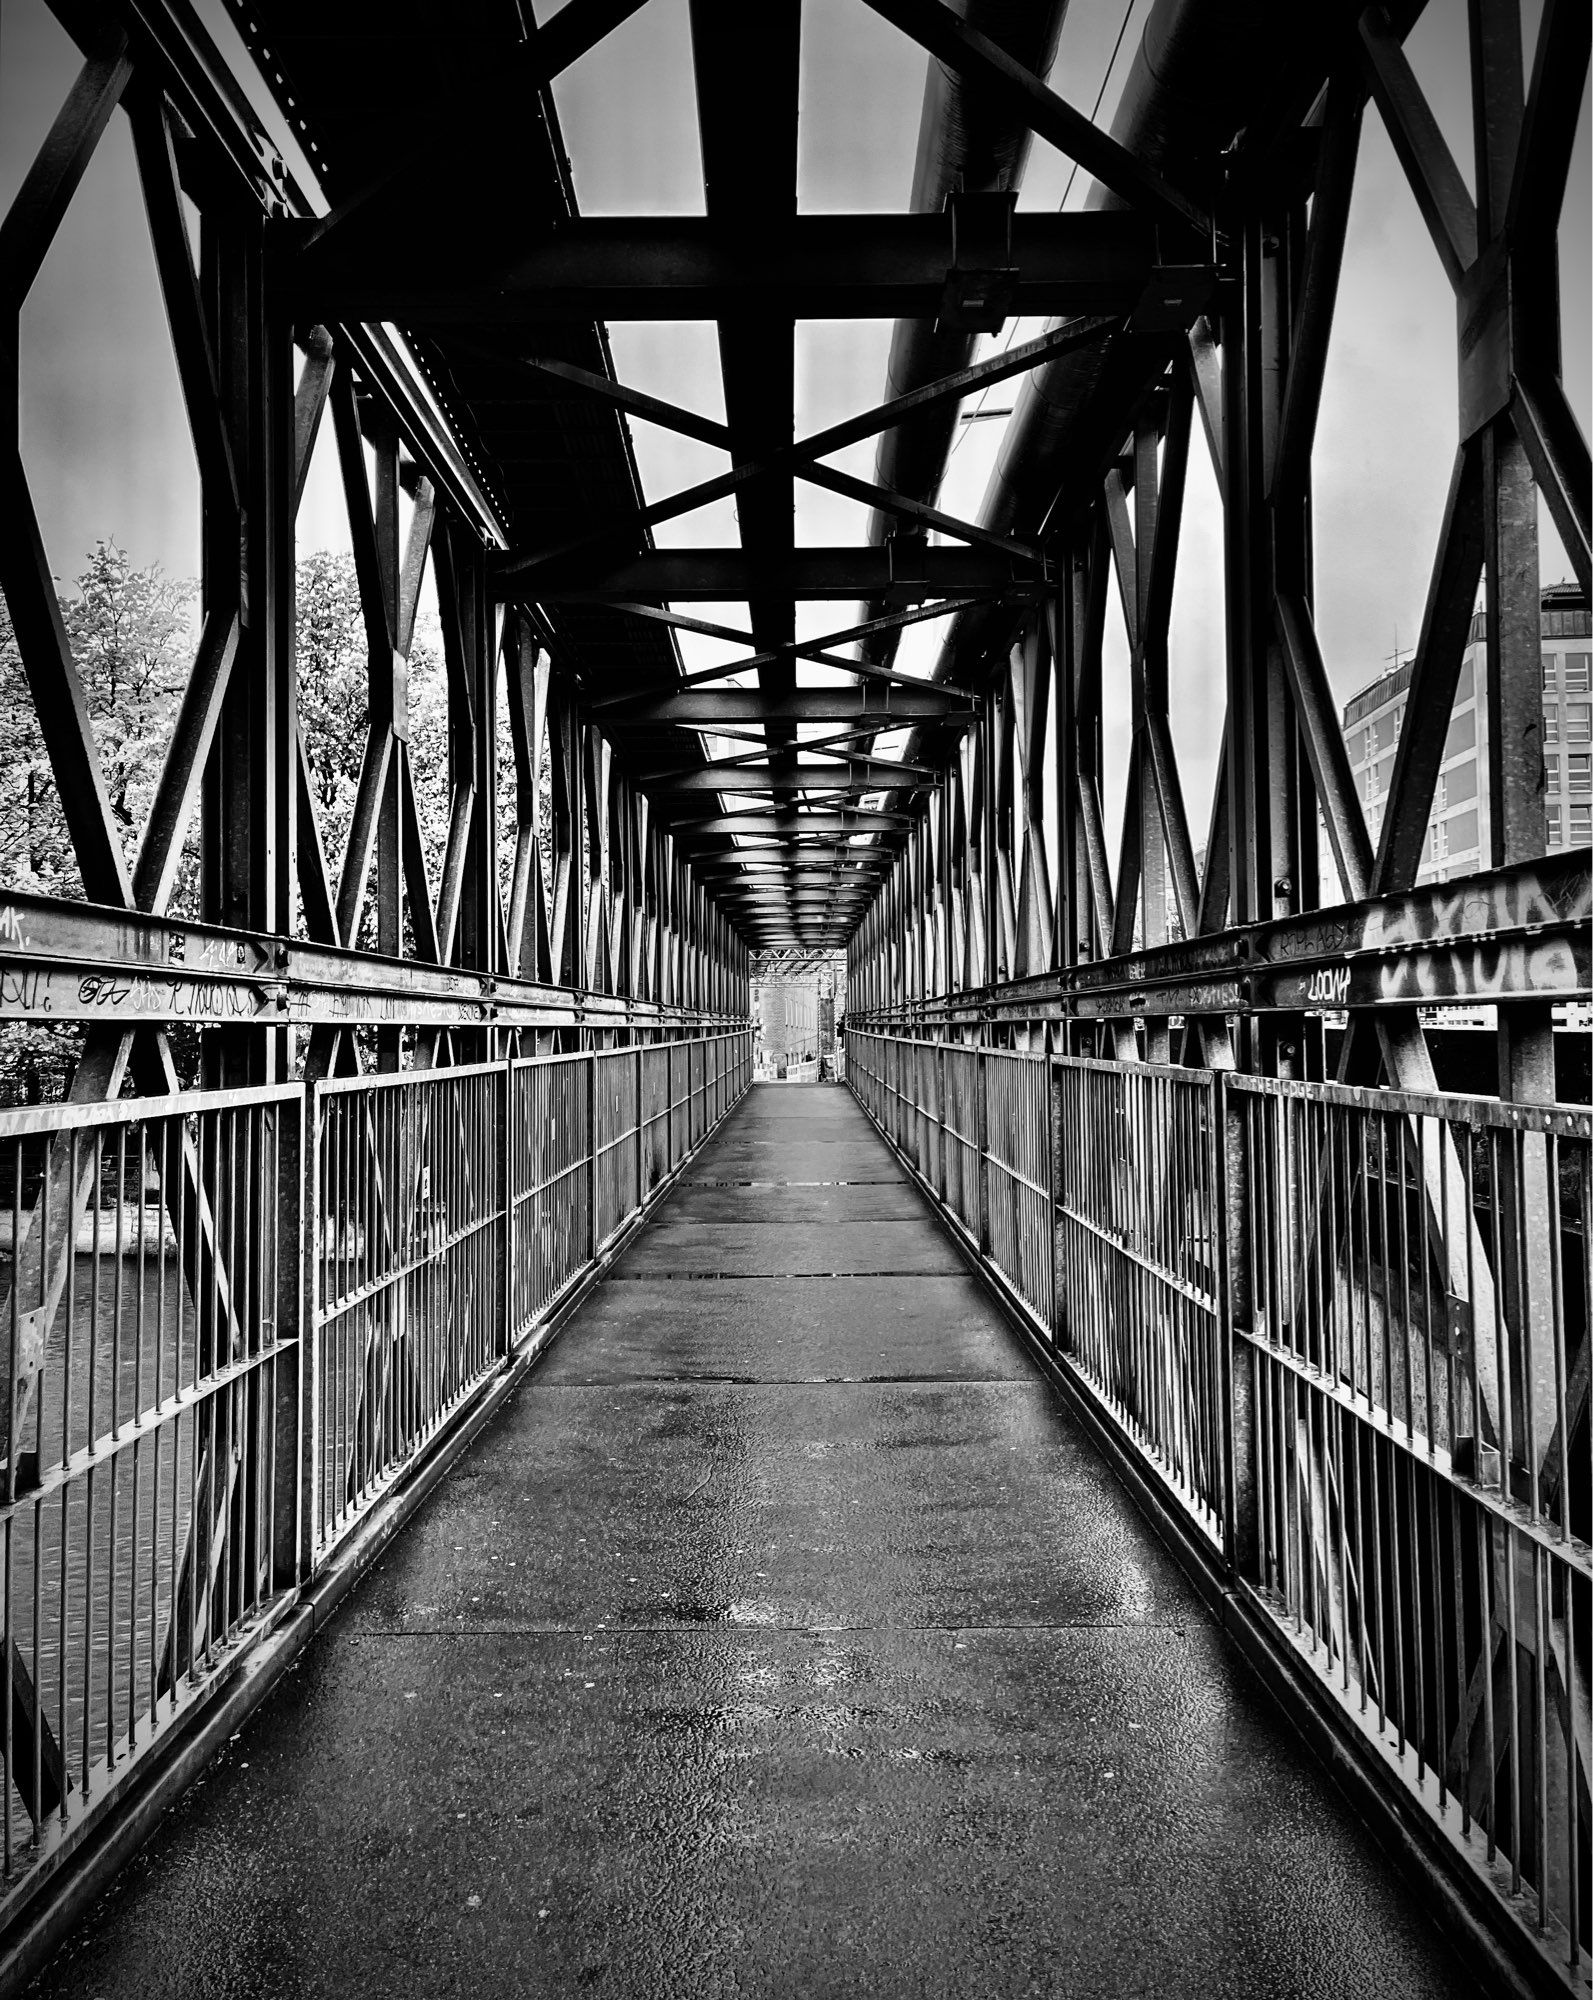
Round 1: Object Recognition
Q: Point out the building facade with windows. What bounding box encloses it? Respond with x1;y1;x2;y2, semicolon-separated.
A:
1341;581;1592;881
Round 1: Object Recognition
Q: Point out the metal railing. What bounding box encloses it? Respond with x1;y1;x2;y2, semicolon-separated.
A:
0;1084;299;1879
0;1028;751;1935
313;1063;505;1558
1230;1073;1591;1971
853;1037;1054;1326
847;1027;1591;1992
1055;1058;1225;1545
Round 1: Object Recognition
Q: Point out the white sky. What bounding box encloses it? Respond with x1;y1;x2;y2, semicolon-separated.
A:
2;0;1589;863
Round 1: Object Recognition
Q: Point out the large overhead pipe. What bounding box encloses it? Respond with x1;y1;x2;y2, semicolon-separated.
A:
859;0;1071;676
979;0;1299;540
922;0;1313;701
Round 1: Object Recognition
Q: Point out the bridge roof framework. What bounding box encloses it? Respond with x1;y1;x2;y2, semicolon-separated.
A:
0;0;1588;1990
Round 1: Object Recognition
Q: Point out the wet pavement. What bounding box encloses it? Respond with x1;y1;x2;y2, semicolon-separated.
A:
33;1084;1475;1999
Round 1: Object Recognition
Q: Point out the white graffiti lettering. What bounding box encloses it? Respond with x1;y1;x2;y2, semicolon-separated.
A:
1376;938;1581;1004
1307;965;1352;1006
1361;866;1584;955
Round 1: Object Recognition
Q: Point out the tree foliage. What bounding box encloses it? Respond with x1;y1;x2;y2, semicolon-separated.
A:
294;548;453;951
0;540;195;908
0;540;549;1103
0;544;196;1103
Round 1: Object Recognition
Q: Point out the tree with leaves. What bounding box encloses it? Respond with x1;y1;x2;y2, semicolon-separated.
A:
0;543;197;1103
0;542;543;1101
294;547;454;950
0;539;195;908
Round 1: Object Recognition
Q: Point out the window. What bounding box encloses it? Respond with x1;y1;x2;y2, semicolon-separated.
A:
1455;659;1475;705
1566;703;1592;745
1374;754;1395;799
1432;775;1446;815
1444;708;1476;759
1445;808;1479;856
1568;753;1591;794
1447;758;1477;803
1566;652;1591;692
1547;804;1562;846
1571;803;1592;846
1546;709;1560;743
1543;651;1559;689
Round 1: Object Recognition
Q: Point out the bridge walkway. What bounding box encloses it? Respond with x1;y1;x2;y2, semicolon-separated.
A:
34;1084;1472;1999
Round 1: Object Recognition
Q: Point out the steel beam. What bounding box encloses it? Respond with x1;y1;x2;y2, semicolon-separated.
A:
0;885;743;1031
860;0;1209;236
602;688;974;726
284;210;1161;322
530;547;1032;601
654;762;939;794
849;850;1589;1024
665;812;909;835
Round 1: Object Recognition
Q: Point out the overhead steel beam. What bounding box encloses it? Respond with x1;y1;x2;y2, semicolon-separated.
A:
703;858;888;874
720;896;885;909
531;547;1033;600
656;761;938;793
587;596;1002;701
601;688;975;725
497;317;1108;590
644;727;939;781
688;852;897;870
666;812;910;836
860;0;1210;236
687;0;803;806
284;210;1162;322
473;349;1037;566
697;867;893;883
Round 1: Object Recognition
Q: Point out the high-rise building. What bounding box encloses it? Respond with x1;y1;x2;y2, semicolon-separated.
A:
1341;582;1591;882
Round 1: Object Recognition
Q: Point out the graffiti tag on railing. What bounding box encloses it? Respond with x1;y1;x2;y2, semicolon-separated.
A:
1374;937;1582;1004
1358;860;1590;954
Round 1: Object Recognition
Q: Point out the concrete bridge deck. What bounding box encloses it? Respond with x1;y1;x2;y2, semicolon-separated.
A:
33;1084;1471;1999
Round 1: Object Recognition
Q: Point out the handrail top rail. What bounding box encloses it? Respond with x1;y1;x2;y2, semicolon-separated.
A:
0;1080;299;1139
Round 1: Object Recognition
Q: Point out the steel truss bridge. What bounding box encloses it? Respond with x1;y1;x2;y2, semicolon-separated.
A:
0;0;1588;1991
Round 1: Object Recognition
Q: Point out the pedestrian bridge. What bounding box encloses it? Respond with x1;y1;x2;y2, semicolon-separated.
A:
26;1083;1474;1998
0;0;1588;1993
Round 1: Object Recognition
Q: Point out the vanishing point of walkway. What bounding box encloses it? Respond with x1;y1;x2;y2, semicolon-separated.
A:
35;1085;1471;1999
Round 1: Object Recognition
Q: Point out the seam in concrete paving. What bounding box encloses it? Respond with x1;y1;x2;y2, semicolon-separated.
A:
519;1373;1037;1387
343;1620;1200;1639
677;1180;906;1189
608;1269;961;1281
